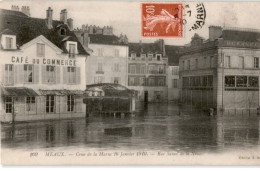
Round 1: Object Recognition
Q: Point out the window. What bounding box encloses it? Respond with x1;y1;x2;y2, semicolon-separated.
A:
254;57;259;68
182;61;185;70
46;66;55;83
68;67;76;84
113;77;120;84
67;95;75;112
141;54;146;59
187;60;190;70
248;76;259;87
140;65;146;74
158;78;165;86
158;65;164;74
194;76;200;87
98;48;103;56
224;56;230;68
195;59;198;69
148;54;153;60
5;97;13;113
156;54;161;61
173;79;178;88
140;77;145;86
26;97;36;111
4;64;13;85
46;95;55;113
128;77;135;86
225;76;235;87
149;77;155;86
6;37;13;49
202;76;207;87
204;57;208;68
60;28;66;36
172;67;179;75
149;65;156;74
208;75;213;87
236;76;247;87
69;44;76;58
94;76;104;84
24;64;33;83
129;65;136;74
183;77;189;88
113;63;120;72
115;49;119;57
210;56;214;68
239;56;244;68
37;43;45;57
97;63;103;72
131;53;136;58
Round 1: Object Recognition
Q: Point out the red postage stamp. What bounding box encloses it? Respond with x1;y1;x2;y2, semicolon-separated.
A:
142;3;183;37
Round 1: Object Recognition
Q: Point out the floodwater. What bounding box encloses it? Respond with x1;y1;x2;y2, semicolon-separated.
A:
1;103;260;154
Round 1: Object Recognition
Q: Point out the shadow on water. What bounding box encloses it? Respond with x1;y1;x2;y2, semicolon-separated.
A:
1;103;260;153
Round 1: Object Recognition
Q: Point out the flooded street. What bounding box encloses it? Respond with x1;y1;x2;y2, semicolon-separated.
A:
1;103;260;154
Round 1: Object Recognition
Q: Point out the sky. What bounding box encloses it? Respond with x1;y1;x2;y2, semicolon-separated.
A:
1;0;260;45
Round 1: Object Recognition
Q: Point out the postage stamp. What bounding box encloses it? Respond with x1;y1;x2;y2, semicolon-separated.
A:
142;3;183;37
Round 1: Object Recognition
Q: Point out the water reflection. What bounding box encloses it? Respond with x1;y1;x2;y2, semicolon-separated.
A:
1;103;260;153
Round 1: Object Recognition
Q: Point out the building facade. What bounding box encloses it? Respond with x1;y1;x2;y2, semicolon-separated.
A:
0;7;89;122
128;40;168;102
167;66;179;101
74;25;129;86
179;26;260;113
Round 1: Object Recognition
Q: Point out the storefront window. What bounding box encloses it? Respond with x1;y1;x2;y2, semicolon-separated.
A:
208;75;213;87
5;97;13;113
46;95;55;113
202;76;207;87
67;95;75;112
236;76;247;87
225;76;235;87
248;76;259;87
26;97;36;111
158;77;165;86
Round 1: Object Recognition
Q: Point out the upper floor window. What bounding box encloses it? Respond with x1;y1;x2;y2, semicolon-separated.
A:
114;49;119;57
182;61;185;70
113;63;120;72
173;79;178;88
239;56;244;69
158;77;165;86
97;63;103;72
68;67;76;84
210;56;214;68
224;56;230;68
129;65;136;74
148;54;153;60
140;65;146;74
195;59;198;69
46;65;55;83
24;64;33;83
6;37;13;49
69;44;76;58
254;57;259;68
156;54;162;61
4;64;14;85
37;43;45;57
204;57;207;68
141;54;146;59
172;67;179;75
158;65;164;74
187;60;190;70
60;28;66;36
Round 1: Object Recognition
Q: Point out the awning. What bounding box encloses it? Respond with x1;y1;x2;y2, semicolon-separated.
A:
39;89;84;95
1;87;39;96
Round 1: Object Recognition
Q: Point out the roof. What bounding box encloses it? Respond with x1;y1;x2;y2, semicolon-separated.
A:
165;45;181;66
2;87;38;96
128;42;163;56
0;9;89;55
222;29;260;42
89;34;127;46
39;89;84;95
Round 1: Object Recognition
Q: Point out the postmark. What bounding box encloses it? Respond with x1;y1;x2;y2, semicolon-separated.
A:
141;3;183;37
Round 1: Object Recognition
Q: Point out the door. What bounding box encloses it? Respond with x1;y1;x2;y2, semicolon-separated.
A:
144;91;148;103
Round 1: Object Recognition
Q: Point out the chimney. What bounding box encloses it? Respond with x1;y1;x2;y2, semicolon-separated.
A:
158;39;165;56
60;9;67;24
209;26;223;41
21;6;30;17
11;5;19;11
67;18;73;30
46;7;53;29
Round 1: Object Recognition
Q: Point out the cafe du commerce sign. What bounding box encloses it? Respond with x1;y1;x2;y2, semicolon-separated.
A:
10;56;76;66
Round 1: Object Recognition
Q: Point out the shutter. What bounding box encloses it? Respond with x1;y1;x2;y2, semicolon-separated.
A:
76;97;82;113
41;65;46;84
63;67;67;84
11;65;14;85
55;66;60;84
15;65;24;84
34;65;39;84
1;65;5;84
60;96;67;113
76;67;81;84
55;96;60;114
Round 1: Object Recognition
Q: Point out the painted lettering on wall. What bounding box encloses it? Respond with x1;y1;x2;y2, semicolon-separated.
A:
11;56;76;66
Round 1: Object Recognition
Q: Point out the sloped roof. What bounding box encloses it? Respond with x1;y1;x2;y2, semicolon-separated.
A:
0;9;89;55
128;42;163;56
165;45;181;66
222;29;260;42
89;34;127;46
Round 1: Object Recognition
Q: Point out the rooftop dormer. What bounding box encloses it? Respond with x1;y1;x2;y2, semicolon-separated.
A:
0;29;17;50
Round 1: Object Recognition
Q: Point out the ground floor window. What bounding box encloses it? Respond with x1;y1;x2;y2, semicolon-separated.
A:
225;76;235;87
249;76;259;87
67;95;75;112
173;79;178;88
46;95;55;113
5;96;13;113
236;76;247;87
26;97;36;111
225;75;259;88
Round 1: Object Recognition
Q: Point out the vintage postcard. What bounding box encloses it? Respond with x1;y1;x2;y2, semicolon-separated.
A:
0;0;260;165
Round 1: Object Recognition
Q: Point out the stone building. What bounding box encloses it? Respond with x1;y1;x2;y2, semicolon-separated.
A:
179;26;260;113
74;25;129;87
0;7;89;122
128;40;168;102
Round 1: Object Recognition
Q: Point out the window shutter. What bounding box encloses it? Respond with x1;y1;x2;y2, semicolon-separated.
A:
63;67;67;84
76;97;82;113
14;65;24;84
55;66;60;84
34;65;39;84
1;65;5;84
76;67;81;84
60;96;67;113
41;65;46;84
55;96;60;114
